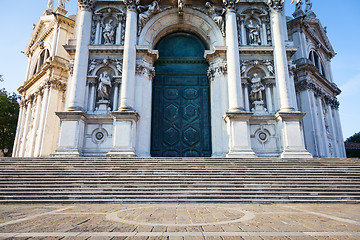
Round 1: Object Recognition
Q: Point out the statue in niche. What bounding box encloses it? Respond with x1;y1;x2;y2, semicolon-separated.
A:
250;73;265;103
204;2;225;36
247;20;261;45
98;71;112;101
138;1;160;34
101;19;115;45
58;0;69;8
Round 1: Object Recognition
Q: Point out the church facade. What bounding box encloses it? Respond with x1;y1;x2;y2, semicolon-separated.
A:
12;0;346;158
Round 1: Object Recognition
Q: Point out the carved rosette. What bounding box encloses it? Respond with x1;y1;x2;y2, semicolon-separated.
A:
78;0;95;11
267;0;285;12
222;0;238;11
124;0;139;11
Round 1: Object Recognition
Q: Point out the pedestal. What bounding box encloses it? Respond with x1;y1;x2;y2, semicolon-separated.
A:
95;100;111;114
224;112;257;158
252;101;267;115
276;112;313;158
106;111;139;157
51;111;87;157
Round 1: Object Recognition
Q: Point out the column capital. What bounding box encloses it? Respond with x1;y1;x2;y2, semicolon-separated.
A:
78;0;95;11
222;0;238;12
124;0;139;11
267;0;285;12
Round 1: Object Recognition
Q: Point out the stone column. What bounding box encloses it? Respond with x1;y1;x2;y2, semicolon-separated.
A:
34;85;50;157
268;1;312;158
266;83;273;113
94;14;102;45
334;108;346;157
268;0;293;112
224;0;244;112
12;101;25;157
29;94;43;157
317;96;330;156
222;1;256;158
66;0;94;111
327;105;339;157
240;15;247;46
261;15;268;45
87;76;97;112
243;82;250;112
119;0;138;111
19;97;33;157
51;22;59;57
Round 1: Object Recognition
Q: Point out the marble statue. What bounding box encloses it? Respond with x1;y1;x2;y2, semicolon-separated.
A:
264;60;274;75
98;71;112;100
250;73;265;102
58;0;69;8
178;0;184;15
88;59;97;74
247;20;261;45
102;19;115;45
204;2;225;35
138;1;160;33
47;0;54;10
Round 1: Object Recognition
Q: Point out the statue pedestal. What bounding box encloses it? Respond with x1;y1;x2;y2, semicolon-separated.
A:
252;101;267;115
224;112;257;158
106;111;140;158
95;100;110;114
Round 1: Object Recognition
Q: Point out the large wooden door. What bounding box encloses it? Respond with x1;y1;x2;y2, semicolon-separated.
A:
151;33;211;157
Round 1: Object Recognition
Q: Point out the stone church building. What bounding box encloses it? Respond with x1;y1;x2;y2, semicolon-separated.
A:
12;0;346;158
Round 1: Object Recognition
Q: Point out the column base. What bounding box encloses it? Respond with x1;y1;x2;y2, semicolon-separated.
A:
50;150;82;158
280;150;313;159
105;151;136;158
224;112;257;158
226;151;257;158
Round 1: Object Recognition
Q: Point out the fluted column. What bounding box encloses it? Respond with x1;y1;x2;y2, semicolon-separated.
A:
34;85;50;157
19;97;34;157
224;0;244;112
66;0;94;111
29;94;43;157
268;0;293;112
12;101;25;157
119;0;138;111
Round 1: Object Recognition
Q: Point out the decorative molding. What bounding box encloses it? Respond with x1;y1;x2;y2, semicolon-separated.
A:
295;80;339;109
267;0;285;12
88;58;123;75
78;0;95;11
124;0;140;11
240;59;275;76
135;63;155;80
207;63;227;81
222;0;238;11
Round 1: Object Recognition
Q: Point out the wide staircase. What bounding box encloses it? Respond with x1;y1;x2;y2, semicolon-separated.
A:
0;157;359;203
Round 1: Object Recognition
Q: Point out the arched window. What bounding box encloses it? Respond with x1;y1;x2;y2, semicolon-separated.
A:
309;50;326;78
32;49;50;76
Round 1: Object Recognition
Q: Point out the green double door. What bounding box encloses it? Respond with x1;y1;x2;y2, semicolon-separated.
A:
151;33;212;157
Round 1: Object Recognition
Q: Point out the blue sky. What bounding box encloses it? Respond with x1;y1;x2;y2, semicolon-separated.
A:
0;0;359;140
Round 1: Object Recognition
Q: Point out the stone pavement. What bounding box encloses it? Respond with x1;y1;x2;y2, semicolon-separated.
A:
0;204;359;239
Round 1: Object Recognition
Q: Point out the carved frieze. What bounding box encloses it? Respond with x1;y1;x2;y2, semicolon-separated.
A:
295;80;339;109
207;63;227;81
88;58;123;76
240;59;275;76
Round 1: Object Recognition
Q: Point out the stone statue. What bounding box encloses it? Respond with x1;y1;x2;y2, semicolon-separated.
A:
101;19;115;45
264;60;274;75
47;0;54;10
115;59;123;74
250;73;265;102
138;1;160;34
304;0;316;18
204;2;225;36
178;0;184;15
247;19;261;45
58;0;69;8
98;71;112;100
88;59;97;74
